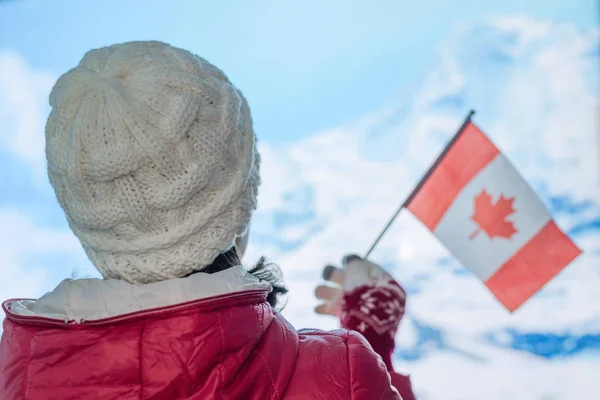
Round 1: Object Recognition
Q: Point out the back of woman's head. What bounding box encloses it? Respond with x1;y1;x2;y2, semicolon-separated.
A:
45;41;260;284
192;247;288;310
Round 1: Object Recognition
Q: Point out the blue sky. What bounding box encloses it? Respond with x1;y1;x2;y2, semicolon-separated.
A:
1;0;598;144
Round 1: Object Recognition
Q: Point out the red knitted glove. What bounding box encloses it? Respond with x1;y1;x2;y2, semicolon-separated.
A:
315;255;416;400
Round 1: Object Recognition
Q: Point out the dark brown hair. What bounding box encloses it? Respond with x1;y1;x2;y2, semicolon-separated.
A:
190;248;288;310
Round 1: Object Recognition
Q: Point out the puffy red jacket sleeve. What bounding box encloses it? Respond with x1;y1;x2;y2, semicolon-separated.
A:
347;331;402;399
338;258;416;400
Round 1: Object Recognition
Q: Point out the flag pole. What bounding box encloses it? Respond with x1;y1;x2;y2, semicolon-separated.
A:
364;109;476;259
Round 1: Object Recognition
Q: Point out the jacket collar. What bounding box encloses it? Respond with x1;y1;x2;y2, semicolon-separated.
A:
8;266;271;322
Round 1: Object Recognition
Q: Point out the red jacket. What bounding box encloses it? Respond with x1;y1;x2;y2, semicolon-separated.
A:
1;289;401;399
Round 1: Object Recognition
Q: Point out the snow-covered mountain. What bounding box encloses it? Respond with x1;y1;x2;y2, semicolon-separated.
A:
244;16;600;399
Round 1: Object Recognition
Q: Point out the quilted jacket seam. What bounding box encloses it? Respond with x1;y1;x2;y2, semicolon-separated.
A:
259;305;279;399
346;331;354;400
257;352;280;399
274;311;300;399
23;328;40;400
138;320;145;400
217;312;225;400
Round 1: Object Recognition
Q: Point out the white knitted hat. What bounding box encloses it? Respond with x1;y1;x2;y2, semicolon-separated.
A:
45;41;260;284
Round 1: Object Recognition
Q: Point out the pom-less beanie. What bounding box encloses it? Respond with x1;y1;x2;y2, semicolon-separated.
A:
45;41;260;284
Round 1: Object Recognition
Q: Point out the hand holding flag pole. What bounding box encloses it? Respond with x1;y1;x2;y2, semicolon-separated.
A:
364;110;581;311
365;110;476;259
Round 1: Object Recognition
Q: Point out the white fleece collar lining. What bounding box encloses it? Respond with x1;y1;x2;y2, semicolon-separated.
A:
9;266;271;321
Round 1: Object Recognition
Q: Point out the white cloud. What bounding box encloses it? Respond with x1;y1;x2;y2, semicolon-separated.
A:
408;341;599;400
0;50;54;173
0;51;79;312
0;209;87;303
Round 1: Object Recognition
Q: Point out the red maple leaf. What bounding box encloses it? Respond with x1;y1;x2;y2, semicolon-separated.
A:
469;189;518;240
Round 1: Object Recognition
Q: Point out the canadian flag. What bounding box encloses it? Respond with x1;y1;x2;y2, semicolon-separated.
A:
405;113;581;312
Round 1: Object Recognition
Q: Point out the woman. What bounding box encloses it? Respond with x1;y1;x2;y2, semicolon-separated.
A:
0;41;414;399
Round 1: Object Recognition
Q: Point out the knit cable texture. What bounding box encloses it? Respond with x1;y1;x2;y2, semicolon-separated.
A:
45;41;260;283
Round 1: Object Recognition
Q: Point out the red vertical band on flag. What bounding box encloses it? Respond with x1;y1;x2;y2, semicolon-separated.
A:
485;220;582;312
407;123;499;230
